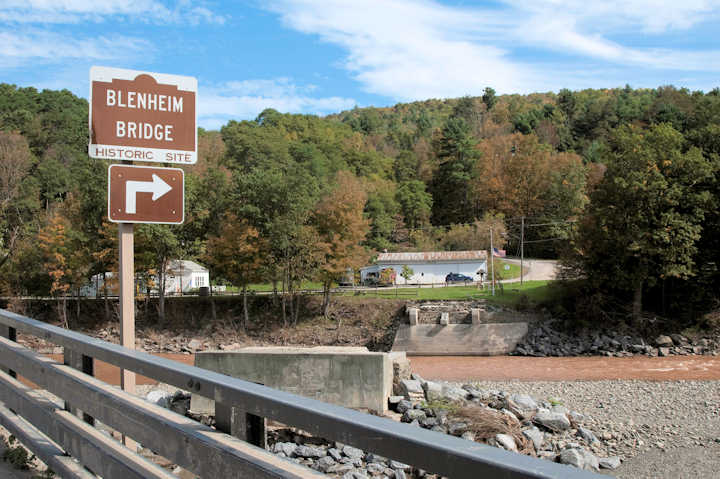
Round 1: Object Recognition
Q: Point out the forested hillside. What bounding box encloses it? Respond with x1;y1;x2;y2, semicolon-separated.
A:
1;83;719;323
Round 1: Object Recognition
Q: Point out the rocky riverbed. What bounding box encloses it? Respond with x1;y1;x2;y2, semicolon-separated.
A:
514;320;720;358
466;379;720;479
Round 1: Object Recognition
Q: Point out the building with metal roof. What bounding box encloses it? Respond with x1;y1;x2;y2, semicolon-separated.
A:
360;251;487;285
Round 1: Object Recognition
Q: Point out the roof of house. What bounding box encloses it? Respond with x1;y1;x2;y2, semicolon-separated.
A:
168;260;208;272
376;251;488;263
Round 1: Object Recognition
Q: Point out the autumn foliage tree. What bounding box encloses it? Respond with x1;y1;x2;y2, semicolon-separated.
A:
312;171;370;316
37;213;89;327
205;214;267;329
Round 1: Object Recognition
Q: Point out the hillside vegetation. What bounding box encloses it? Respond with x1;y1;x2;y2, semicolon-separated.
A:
1;84;719;325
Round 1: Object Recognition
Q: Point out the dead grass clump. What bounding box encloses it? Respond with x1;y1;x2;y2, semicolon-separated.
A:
450;404;534;455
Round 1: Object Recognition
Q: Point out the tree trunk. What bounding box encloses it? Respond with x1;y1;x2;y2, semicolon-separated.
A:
158;268;166;323
75;288;81;322
632;283;643;321
322;281;331;318
293;292;301;326
281;276;287;327
210;285;217;322
102;272;110;322
61;296;68;329
242;283;249;331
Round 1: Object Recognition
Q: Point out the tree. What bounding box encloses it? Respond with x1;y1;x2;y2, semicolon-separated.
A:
400;265;414;284
205;214;267;329
570;124;714;319
312;171;370;316
37;213;88;327
482;87;497;111
430;118;479;225
0;132;33;271
135;224;182;323
396;180;432;229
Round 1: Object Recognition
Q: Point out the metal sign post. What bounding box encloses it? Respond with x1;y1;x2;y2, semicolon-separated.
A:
89;66;196;451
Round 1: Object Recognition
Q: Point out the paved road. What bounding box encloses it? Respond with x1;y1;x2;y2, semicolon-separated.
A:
502;257;558;282
410;355;720;381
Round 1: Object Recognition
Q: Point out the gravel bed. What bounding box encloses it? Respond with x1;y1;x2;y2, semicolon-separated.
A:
458;380;720;478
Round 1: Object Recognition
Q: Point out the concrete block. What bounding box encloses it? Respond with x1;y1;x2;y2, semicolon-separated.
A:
191;346;392;415
407;308;419;325
440;312;449;325
391;322;529;356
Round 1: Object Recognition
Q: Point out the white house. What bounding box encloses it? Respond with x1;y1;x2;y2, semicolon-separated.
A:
164;260;210;294
360;251;488;285
82;259;210;296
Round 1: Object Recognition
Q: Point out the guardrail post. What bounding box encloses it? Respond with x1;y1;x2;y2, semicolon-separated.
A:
63;348;95;426
216;393;267;449
0;324;17;378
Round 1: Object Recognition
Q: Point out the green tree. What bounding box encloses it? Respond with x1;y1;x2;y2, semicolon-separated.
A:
396;180;432;229
482;87;497;111
570;124;714;319
400;264;414;284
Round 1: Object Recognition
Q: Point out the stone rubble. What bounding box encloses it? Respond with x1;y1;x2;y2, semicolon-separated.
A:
513;321;720;358
259;378;622;478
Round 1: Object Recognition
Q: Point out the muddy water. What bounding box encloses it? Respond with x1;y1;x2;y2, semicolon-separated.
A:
42;353;720;386
409;355;720;382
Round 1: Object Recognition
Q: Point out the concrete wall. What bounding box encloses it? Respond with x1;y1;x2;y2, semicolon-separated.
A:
391;322;529;356
190;346;393;415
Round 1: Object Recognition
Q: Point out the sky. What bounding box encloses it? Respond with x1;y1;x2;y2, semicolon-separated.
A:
2;0;720;129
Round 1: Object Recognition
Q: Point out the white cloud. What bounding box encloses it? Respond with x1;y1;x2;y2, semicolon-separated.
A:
0;0;225;25
266;0;720;100
0;31;151;67
268;0;529;99
198;79;356;129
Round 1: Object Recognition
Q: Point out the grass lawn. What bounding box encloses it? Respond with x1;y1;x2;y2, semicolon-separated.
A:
349;280;554;309
247;281;328;292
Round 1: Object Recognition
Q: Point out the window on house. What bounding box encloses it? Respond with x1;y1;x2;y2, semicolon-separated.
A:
196;275;205;287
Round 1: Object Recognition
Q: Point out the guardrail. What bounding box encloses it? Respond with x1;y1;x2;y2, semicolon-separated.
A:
0;308;602;478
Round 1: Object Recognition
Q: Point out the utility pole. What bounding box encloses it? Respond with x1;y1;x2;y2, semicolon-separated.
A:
520;216;524;285
490;227;495;296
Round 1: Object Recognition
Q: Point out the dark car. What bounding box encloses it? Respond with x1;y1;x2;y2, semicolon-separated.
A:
445;273;473;283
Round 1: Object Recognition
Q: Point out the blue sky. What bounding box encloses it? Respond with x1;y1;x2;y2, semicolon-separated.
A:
2;1;720;129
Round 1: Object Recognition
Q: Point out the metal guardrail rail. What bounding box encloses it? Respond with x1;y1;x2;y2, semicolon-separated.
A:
0;308;604;479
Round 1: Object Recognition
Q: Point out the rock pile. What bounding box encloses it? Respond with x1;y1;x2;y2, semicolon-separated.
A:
263;376;620;477
514;321;719;357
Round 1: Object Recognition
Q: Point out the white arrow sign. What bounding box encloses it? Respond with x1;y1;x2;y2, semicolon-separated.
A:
125;174;172;214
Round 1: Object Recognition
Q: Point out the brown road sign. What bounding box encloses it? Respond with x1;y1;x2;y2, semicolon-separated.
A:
90;66;197;164
108;164;184;224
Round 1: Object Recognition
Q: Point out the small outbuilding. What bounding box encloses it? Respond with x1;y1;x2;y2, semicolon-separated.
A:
360;251;488;285
165;260;210;294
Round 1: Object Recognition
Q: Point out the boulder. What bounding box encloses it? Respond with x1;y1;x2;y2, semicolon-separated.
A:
146;390;173;408
559;449;584;468
295;445;325;458
599;456;621;470
316;456;337;473
577;426;599;444
400;379;425;402
522;427;544;451
534;411;571;431
422;381;443;402
396;400;413;414
495;434;517;451
578;450;599;471
343;445;365;460
441;384;468;402
402;409;427;423
510;394;538;412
